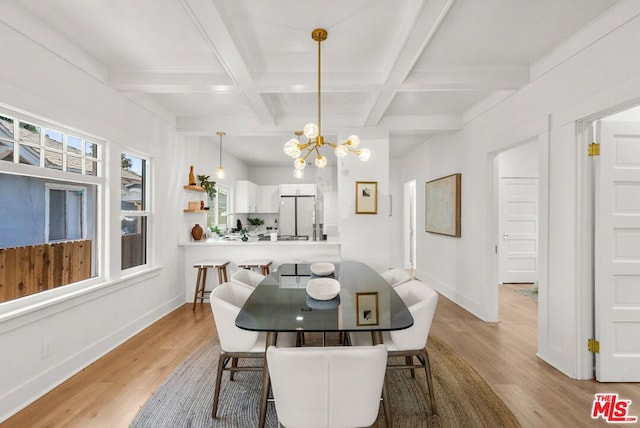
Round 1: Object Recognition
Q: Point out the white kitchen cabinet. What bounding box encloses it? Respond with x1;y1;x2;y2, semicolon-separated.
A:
279;183;316;196
259;185;279;213
234;180;259;213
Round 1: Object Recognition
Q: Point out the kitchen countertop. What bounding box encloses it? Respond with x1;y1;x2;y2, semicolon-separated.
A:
179;238;339;246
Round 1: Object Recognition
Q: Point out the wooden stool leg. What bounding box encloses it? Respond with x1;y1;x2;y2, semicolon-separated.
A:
200;268;208;303
216;266;223;285
193;267;203;311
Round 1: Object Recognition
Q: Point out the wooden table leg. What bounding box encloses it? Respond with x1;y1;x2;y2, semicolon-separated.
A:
258;331;276;428
372;331;393;428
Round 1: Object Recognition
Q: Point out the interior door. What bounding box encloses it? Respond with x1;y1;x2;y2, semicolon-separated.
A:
403;180;416;270
595;120;640;381
498;177;539;283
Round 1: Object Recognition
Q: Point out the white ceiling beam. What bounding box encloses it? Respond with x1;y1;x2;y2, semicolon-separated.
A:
109;70;236;93
404;69;530;91
177;113;462;136
364;0;456;127
109;68;527;94
180;0;276;126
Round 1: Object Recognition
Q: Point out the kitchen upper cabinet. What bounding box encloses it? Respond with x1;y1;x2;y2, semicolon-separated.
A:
260;185;279;213
279;183;316;196
235;181;281;213
234;180;259;213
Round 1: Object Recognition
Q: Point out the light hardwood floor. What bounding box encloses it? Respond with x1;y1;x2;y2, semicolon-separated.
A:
2;284;638;427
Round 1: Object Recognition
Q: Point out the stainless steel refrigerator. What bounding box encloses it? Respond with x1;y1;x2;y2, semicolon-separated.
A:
279;195;316;240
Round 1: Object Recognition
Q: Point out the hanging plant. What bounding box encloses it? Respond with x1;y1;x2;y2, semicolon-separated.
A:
197;174;217;199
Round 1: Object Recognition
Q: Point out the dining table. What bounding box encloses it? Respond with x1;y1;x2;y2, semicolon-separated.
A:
235;260;414;428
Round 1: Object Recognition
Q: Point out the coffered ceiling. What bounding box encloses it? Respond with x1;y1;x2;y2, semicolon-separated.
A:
6;0;621;166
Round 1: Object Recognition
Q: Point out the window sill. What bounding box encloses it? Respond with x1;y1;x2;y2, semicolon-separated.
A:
0;266;162;334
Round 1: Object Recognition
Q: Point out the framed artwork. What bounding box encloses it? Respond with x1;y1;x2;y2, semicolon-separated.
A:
355;181;378;214
356;292;379;326
425;173;461;237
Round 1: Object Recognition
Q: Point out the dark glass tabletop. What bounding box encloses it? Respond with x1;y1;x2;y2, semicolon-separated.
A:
235;261;414;333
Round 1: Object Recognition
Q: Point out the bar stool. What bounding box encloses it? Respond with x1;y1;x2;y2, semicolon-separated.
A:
238;260;272;276
193;260;229;311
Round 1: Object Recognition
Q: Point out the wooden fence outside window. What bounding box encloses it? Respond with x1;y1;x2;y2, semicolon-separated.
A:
0;239;92;304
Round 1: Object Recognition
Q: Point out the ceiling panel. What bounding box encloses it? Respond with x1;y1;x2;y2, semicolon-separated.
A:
6;0;624;167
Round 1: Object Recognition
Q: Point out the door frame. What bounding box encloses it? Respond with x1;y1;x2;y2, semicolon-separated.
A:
575;104;640;379
488;136;545;323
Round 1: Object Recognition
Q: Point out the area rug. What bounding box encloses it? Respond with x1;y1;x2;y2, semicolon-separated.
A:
512;288;538;301
130;334;520;427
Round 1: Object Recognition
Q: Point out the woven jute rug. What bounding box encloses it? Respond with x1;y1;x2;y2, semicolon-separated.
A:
130;333;520;427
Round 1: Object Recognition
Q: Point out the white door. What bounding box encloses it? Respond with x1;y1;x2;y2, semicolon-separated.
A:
595;120;640;381
499;177;538;283
403;180;416;270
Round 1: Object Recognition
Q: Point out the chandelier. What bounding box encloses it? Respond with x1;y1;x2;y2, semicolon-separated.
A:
283;28;370;176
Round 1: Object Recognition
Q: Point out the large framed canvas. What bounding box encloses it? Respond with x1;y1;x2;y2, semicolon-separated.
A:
425;173;461;237
355;181;378;214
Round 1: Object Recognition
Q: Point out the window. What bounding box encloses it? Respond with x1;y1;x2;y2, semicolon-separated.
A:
46;184;87;242
121;153;148;270
207;184;230;231
0;108;102;305
1;113;101;176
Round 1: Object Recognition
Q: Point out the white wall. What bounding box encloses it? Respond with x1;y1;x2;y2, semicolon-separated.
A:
390;2;640;379
0;19;185;421
338;137;390;272
498;139;539;178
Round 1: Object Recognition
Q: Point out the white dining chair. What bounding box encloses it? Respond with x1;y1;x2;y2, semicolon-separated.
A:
266;344;388;428
379;267;412;288
350;279;439;416
230;268;265;288
209;282;295;418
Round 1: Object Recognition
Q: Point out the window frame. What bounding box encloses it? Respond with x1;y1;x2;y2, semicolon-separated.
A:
0;104;107;310
120;152;151;272
44;182;88;243
208;183;230;231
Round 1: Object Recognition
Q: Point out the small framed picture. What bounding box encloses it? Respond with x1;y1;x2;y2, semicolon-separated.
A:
356;292;379;326
355;181;378;214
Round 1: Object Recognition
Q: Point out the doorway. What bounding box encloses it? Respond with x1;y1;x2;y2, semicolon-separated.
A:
496;140;540;326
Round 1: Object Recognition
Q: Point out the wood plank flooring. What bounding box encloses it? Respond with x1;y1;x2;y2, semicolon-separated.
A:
3;284;639;427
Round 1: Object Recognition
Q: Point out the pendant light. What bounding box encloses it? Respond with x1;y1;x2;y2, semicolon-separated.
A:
216;131;226;179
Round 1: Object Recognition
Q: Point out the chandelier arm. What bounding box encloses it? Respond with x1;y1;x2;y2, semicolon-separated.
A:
299;141;315;150
325;142;338;148
301;149;313;161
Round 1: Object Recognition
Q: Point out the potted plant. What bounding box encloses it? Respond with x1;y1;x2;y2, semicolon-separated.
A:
210;225;221;236
197;174;217;199
240;228;249;241
247;217;264;229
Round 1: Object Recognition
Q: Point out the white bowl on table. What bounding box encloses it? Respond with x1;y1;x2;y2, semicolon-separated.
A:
310;262;335;276
306;277;340;301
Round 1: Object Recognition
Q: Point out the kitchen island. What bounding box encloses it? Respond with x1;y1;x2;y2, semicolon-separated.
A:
179;239;341;303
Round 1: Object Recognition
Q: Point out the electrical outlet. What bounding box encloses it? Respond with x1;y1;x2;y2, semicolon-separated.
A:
42;341;53;358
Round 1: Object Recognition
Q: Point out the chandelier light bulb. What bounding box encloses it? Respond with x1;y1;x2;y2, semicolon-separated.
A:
216;166;226;179
334;145;348;158
293;169;304;179
283;139;301;158
358;148;371;161
347;135;360;147
294;157;307;170
315;154;328;168
303;123;319;139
